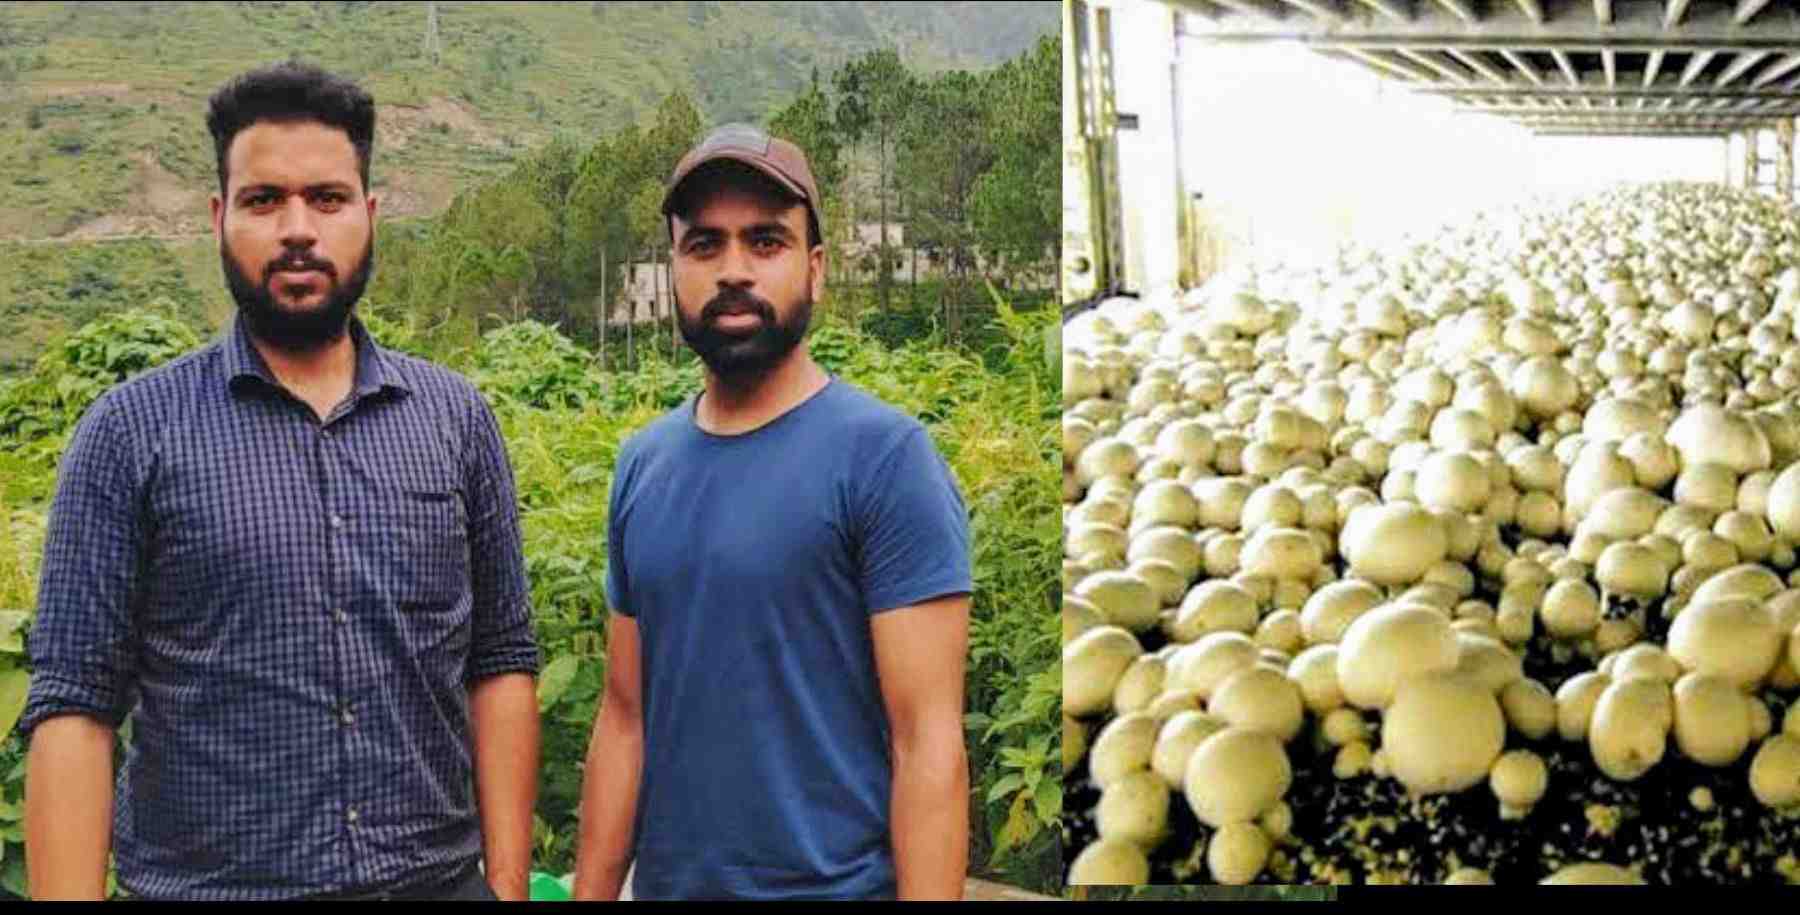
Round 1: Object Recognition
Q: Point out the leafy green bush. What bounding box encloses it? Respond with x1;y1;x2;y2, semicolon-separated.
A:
0;300;1061;897
0;306;200;440
470;320;604;412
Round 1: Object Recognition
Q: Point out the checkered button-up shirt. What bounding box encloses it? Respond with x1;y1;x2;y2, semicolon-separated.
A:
17;316;539;900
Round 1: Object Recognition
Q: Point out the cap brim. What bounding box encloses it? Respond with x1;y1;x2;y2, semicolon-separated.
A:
661;151;810;217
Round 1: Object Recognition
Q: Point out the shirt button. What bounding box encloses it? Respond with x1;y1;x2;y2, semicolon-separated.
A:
339;705;355;726
347;807;359;823
333;608;348;625
329;513;344;529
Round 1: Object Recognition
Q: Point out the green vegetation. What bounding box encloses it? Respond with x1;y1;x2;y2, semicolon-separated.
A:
0;238;224;373
0;295;1061;899
364;35;1061;362
0;1;1056;240
0;19;1061;380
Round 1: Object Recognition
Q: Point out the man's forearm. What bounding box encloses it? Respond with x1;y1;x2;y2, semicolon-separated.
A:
26;715;117;901
469;672;540;901
890;735;969;901
570;700;644;901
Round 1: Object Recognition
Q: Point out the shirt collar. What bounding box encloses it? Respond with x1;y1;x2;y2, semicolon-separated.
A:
224;314;411;399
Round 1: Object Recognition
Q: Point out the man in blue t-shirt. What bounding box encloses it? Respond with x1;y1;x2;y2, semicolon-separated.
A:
568;124;974;901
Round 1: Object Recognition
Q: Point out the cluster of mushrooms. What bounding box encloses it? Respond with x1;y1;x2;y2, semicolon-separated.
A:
1063;184;1800;886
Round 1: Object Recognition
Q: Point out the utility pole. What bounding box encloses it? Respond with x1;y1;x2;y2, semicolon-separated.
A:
424;1;442;66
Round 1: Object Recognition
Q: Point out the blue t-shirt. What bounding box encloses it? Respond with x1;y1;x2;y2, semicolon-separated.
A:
604;376;973;901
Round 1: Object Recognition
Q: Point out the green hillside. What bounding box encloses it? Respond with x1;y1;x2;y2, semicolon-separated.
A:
0;1;1057;239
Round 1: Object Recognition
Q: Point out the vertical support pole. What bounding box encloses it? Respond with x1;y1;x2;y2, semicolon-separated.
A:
1061;0;1121;304
911;245;918;310
1725;135;1734;187
599;247;607;374
424;1;442;65
667;244;677;354
1170;9;1196;290
1745;128;1760;193
1779;120;1795;203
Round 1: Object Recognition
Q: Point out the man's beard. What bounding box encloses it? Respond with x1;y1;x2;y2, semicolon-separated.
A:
222;238;373;351
676;284;812;379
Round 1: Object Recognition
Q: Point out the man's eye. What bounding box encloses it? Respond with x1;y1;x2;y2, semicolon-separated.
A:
246;192;279;207
751;237;783;252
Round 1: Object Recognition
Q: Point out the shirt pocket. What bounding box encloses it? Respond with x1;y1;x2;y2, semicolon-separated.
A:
373;484;471;611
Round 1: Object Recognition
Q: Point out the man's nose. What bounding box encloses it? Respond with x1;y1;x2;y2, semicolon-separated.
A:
275;194;320;250
716;240;757;288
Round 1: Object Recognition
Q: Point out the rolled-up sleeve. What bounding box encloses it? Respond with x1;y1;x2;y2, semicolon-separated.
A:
460;388;540;684
17;397;145;740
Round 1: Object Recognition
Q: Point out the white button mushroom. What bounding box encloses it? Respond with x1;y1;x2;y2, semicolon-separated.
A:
1749;734;1800;808
1064;626;1144;719
1337;603;1461;710
1207;822;1273;886
1666;597;1785;689
1151;710;1228;789
1671;672;1752;767
1208;665;1305;743
1381;673;1507;795
1068;837;1151;886
1096;769;1171;849
1588;677;1673;782
1490;749;1549;818
1183;726;1293;828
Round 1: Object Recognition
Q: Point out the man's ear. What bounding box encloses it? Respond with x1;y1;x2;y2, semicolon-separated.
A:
809;242;827;303
210;192;224;244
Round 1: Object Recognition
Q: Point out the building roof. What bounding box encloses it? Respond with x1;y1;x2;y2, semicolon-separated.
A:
1171;0;1800;137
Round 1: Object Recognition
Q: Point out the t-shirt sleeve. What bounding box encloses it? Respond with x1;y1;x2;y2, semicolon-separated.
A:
604;444;633;618
856;424;973;615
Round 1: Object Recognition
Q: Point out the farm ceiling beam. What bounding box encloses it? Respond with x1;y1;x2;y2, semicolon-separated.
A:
1432;0;1475;23
1552;50;1580;87
1716;51;1773;89
1354;0;1411;20
1499;49;1545;85
1750;54;1800;90
1663;0;1692;29
1176;0;1800;52
1533;128;1741;137
1735;0;1773;26
1277;0;1344;21
1447;48;1510;85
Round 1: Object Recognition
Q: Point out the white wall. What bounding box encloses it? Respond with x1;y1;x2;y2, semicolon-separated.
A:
1123;33;1741;274
1111;0;1183;294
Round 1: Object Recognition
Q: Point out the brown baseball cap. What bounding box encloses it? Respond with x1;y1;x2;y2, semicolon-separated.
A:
661;123;824;242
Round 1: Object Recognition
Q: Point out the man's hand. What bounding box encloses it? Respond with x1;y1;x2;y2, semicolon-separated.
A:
469;672;540;902
571;613;644;902
871;593;971;901
26;714;118;900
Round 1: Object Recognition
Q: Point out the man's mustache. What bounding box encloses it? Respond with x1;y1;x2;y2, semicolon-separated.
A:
701;288;775;323
265;254;337;283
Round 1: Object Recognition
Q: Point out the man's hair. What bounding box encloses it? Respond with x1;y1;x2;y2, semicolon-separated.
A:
206;61;377;197
666;159;822;250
